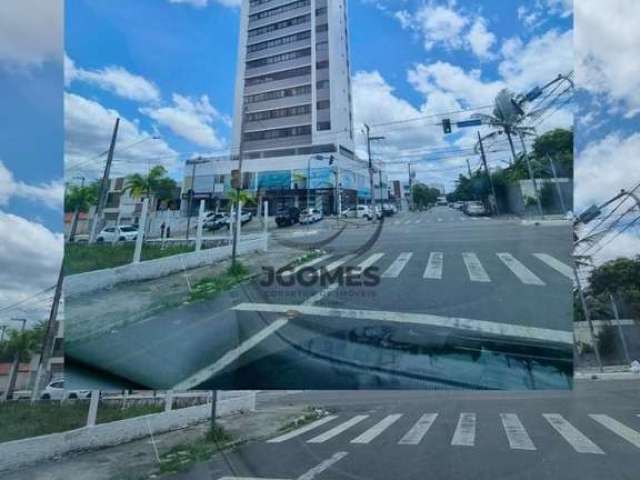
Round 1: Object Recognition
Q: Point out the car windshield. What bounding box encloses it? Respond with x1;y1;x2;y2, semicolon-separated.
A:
119;226;137;232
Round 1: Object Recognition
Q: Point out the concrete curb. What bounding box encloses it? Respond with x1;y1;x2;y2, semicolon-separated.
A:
65;237;266;298
0;392;255;472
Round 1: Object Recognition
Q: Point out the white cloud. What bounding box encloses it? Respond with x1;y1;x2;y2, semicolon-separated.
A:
0;160;64;210
575;0;640;117
591;231;640;266
0;0;62;69
498;29;574;93
64;93;180;179
168;0;241;8
0;211;63;322
395;4;469;51
466;18;496;59
65;54;160;103
576;132;640;209
140;94;228;149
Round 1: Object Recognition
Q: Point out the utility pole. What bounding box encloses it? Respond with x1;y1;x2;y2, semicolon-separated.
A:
68;176;85;243
574;268;602;372
364;125;385;214
31;266;63;401
231;106;248;268
185;157;208;241
546;154;567;214
466;158;472;177
89;118;120;243
407;162;413;210
478;131;499;215
518;130;544;218
3;318;26;401
0;325;6;343
378;169;384;212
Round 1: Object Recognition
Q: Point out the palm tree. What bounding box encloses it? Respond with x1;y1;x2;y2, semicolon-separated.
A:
123;165;172;201
472;89;536;164
65;181;99;241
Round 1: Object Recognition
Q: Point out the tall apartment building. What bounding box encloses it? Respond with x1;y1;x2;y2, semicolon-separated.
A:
185;0;371;215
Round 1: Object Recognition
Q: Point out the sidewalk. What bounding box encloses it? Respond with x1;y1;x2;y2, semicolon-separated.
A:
65;243;308;344
1;405;309;480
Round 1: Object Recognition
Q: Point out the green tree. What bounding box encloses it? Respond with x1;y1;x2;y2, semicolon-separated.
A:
0;322;46;363
532;128;573;177
64;181;100;213
123;165;177;202
226;189;256;211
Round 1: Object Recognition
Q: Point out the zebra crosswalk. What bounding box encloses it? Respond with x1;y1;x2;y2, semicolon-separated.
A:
285;251;572;286
266;412;640;455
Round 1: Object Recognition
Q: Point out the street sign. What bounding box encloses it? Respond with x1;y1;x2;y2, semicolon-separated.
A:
456;119;483;128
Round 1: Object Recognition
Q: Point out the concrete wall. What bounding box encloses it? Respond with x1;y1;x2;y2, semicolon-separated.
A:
0;391;256;472
65;236;267;298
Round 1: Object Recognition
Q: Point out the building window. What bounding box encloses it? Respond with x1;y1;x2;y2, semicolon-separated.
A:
250;0;275;7
243;125;312;142
245;66;311;86
316;60;329;70
245;104;311;122
248;14;310;38
315;40;328;52
247;30;311;54
245;84;311;104
315;23;328;33
317;121;331;131
315;7;327;15
316;79;330;89
249;0;310;23
316;100;330;110
246;48;311;70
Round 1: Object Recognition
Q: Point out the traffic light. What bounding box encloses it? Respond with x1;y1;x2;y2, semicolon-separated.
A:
231;169;241;189
442;118;452;134
328;155;335;165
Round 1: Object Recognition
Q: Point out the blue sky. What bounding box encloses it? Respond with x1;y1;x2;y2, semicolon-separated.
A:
1;0;638;321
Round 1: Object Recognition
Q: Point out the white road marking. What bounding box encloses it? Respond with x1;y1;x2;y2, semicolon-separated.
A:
280;254;332;278
218;477;286;480
451;413;476;446
382;252;413;278
497;253;545;286
533;253;574;280
589;414;640;448
323;254;356;274
404;220;413;225
415;219;422;224
500;413;536;450
231;303;573;345
423;252;444;279
268;415;339;443
307;415;369;443
462;252;491;282
296;451;349;480
357;252;385;270
398;413;438;445
543;414;604;454
350;414;403;444
172;318;288;390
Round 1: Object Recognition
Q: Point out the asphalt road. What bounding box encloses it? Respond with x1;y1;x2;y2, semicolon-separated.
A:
167;380;640;480
67;206;575;390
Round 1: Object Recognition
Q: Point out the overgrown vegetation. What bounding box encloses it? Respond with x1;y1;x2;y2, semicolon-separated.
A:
277;407;329;434
156;423;234;476
64;243;194;274
188;262;251;302
0;402;162;443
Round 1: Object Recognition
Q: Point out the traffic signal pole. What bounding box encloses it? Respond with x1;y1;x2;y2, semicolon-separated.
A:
477;131;499;215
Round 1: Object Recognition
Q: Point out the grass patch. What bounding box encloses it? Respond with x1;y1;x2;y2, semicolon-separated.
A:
290;249;325;268
277;407;329;434
64;243;194;275
156;423;234;476
188;262;251;302
0;402;163;443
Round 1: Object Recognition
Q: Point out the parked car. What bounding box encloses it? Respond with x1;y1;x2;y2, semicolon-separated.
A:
225;210;252;228
465;201;488;216
300;208;323;224
342;205;374;220
204;213;229;231
453;201;465;210
96;225;138;243
41;379;91;400
381;203;396;216
275;206;301;227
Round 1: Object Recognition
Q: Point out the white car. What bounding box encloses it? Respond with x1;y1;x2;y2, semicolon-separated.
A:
342;205;374;220
465;201;488;216
300;208;323;224
41;379;91;400
96;225;139;242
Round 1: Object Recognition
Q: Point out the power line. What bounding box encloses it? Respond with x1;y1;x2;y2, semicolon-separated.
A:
0;286;56;316
367;104;494;129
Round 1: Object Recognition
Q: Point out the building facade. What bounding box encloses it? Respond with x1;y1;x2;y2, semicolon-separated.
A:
184;0;371;215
